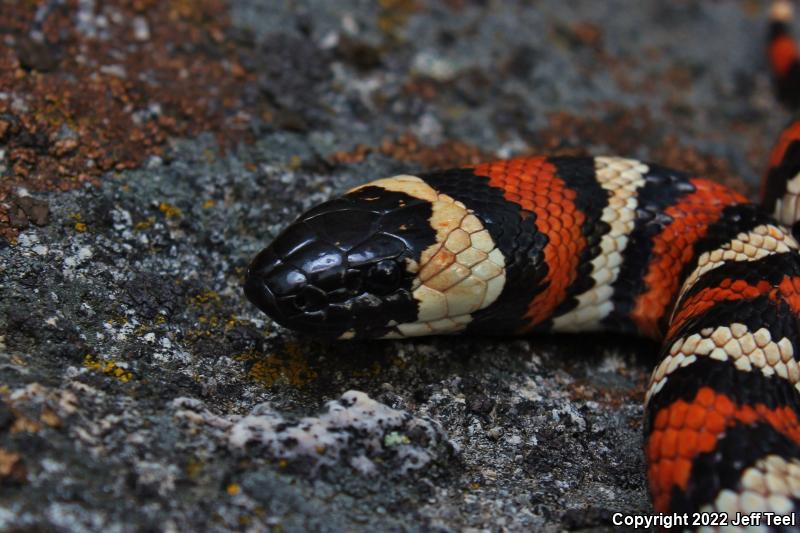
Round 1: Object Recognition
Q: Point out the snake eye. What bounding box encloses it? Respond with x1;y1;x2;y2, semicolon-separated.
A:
365;259;402;294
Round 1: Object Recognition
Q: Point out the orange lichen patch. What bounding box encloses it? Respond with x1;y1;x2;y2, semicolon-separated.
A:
770;34;798;78
0;449;26;485
10;416;42;434
242;343;319;388
568;377;645;407
328;133;489;169
331;108;751;202
40;408;61;428
647;387;800;512
536;108;750;195
185;458;204;479
158;202;183;219
186;309;246;347
471;157;586;329
652;136;752;195
0;0;260;242
537;108;652;158
83;354;134;383
631;178;747;339
652;137;750;196
567;21;604;50
378;0;422;39
191;290;222;306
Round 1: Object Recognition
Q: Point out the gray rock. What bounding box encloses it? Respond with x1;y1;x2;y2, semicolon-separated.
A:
0;0;785;531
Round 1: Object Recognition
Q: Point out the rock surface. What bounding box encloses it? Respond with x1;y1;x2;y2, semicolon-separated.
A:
0;1;790;531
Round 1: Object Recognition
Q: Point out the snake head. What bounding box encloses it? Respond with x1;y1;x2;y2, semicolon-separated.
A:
245;177;432;339
245;175;508;339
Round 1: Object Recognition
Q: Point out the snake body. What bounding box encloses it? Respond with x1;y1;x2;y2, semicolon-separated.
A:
244;2;800;525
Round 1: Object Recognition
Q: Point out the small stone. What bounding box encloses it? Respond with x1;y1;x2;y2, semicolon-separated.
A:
16;37;60;72
487;427;504;440
52;138;79;157
14;197;50;227
0;449;26;485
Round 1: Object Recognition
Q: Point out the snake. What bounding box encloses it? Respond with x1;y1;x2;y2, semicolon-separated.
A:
244;2;800;526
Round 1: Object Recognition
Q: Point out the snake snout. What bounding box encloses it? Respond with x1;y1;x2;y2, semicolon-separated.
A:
243;246;285;321
245;226;341;326
244;202;385;336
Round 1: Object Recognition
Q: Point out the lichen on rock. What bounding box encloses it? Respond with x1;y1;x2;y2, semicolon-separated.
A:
174;390;451;476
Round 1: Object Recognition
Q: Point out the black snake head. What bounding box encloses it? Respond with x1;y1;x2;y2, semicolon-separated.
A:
245;177;436;339
245;175;509;339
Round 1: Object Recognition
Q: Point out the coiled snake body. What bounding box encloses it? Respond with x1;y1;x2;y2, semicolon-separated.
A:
245;2;800;525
